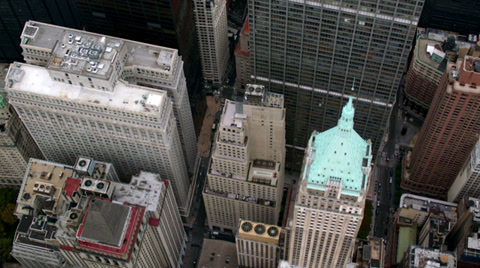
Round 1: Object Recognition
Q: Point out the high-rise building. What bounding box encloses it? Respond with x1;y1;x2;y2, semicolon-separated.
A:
236;220;281;268
72;0;202;97
287;93;372;267
0;64;44;187
0;0;82;62
248;0;423;170
6;21;197;216
402;56;480;198
203;85;285;232
419;0;480;36
12;158;186;268
446;197;480;266
404;28;477;115
234;21;251;90
193;0;229;84
398;245;456;268
448;139;480;203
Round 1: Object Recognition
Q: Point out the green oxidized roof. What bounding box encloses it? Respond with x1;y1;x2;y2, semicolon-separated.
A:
303;90;372;197
0;94;6;109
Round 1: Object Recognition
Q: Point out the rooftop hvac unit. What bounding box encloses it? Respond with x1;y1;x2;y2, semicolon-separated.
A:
33;182;54;195
80;178;111;196
74;157;95;176
241;221;253;232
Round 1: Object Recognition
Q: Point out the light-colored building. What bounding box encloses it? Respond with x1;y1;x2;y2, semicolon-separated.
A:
18;20;197;173
0;64;44;187
234;21;251;90
6;21;198;216
236;220;281;268
287;91;372;268
398;245;456;268
448;138;480;203
12;158;186;268
193;0;229;84
203;85;285;232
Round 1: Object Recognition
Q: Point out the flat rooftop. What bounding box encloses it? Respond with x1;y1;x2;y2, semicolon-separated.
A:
7;63;167;115
21;21;178;79
400;194;458;222
221;100;241;128
16;159;74;216
418;38;444;71
111;171;163;212
198;239;238;268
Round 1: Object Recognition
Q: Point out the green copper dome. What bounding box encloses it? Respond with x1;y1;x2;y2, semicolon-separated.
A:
302;92;372;197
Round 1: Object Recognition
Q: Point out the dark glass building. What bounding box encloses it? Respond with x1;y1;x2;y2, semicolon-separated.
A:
0;0;82;62
73;0;202;96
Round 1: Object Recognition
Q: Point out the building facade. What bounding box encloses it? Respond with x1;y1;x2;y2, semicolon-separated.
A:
448;139;480;203
12;158;186;268
193;0;229;84
234;21;251;91
73;0;202;98
203;85;285;232
402;56;480;198
248;0;423;170
287;92;372;267
236;220;281;268
6;21;197;216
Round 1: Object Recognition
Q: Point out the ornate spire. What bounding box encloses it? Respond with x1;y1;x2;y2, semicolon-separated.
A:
338;80;356;131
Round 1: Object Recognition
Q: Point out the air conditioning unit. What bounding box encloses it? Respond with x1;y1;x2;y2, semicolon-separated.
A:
74;157;95;176
80;178;111;197
33;182;54;195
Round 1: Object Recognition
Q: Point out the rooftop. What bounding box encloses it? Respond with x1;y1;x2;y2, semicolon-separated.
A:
76;198;144;259
21;21;179;80
238;220;281;245
303;94;372;197
6;63;167;115
111;171;163;212
15;159;75;216
198;239;238;268
400;194;458;222
418;39;445;71
408;245;456;268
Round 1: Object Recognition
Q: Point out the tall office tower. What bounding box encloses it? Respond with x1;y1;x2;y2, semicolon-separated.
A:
404;28;477;115
249;0;423;170
397;245;456;268
6;21;197;216
203;85;285;232
419;0;480;36
12;158;186;268
0;64;44;187
17;21;197;172
448;139;480;203
402;56;480;198
236;220;281;268
11;157;118;268
72;0;202;98
0;0;81;62
235;21;251;90
193;0;229;84
287;94;372;267
446;197;480;266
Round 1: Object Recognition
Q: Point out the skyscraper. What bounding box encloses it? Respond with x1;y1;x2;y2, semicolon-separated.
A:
448;139;480;203
403;56;480;198
203;85;285;232
235;21;251;90
73;0;202;97
6;21;197;216
287;92;372;267
12;158;186;268
248;0;423;169
193;0;229;84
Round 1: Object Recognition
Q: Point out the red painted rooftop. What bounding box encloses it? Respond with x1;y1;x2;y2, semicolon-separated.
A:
63;177;81;197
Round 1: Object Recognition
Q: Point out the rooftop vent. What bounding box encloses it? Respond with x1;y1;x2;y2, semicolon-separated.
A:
267;226;279;237
23;25;39;38
241;221;253;232
254;224;266;235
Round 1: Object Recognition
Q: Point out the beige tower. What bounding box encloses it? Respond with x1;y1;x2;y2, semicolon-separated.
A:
193;0;229;84
287;94;372;267
236;220;281;268
203;85;285;232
